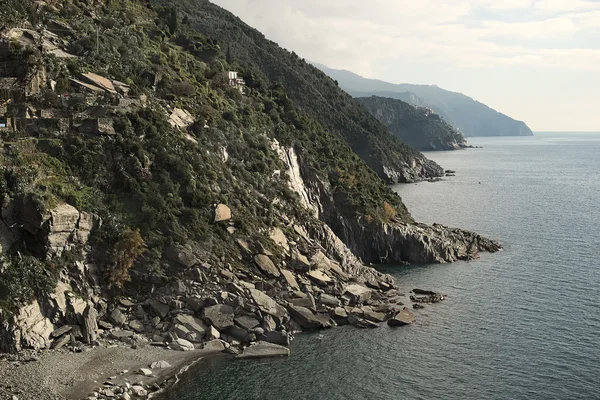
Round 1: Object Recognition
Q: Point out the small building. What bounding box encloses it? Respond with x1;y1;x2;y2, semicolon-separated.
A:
227;71;246;94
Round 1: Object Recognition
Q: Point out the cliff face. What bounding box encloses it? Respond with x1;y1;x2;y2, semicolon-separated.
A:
357;96;468;151
149;0;444;183
277;147;500;264
0;0;499;361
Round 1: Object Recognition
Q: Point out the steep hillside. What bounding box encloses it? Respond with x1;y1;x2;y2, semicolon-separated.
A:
315;64;533;138
0;3;500;397
357;96;467;151
148;0;444;184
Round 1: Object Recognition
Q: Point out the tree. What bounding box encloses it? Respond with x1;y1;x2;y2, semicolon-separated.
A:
167;7;178;35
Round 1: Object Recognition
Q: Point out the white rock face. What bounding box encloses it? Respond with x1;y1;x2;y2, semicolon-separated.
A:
168;108;194;130
271;140;320;218
13;301;55;351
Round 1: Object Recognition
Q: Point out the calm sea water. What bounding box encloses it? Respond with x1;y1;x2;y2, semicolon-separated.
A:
163;132;600;400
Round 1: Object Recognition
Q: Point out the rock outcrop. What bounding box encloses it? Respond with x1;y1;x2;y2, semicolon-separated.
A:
15;198;98;258
332;219;501;264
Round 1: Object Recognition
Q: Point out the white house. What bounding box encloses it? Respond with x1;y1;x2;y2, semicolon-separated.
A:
227;71;246;94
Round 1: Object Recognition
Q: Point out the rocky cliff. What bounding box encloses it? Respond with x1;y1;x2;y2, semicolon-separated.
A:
0;4;501;396
357;96;468;151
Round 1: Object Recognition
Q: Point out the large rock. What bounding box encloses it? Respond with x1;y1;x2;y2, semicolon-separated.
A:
235;315;260;331
249;289;287;321
269;228;289;251
280;269;299;290
16;200;96;257
307;270;333;286
263;331;290;346
202;304;235;330
82;304;98;344
289;293;316;310
253;254;280;278
318;294;341;307
128;320;145;333
110;330;134;340
343;285;372;305
148;300;170;319
165;244;198;268
287;305;334;330
202;339;226;353
151;360;172;369
170;338;195;351
109;308;127;327
388;308;416;327
237;341;290;359
348;314;379;328
173;314;207;338
212;204;232;223
51;325;72;339
11;301;55;351
362;310;387;323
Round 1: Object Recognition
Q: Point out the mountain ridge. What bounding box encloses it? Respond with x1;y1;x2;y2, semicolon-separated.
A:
314;63;533;138
356;95;468;151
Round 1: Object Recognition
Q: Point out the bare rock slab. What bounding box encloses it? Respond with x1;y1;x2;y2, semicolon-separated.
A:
237;341;290;359
388;308;416;327
202;304;235;330
254;254;280;278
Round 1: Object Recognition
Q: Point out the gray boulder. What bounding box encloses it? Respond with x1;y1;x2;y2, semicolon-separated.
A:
149;300;170;319
170;338;195;351
235;315;260;331
249;289;287;320
202;339;227;353
237;341;290;359
128;320;145;333
202;304;235;330
388;308;416;327
318;294;341;307
51;325;72;339
109;308;127;326
173;314;207;337
165;244;198;268
287;305;334;330
263;331;290;346
254;254;280;278
363;310;387;323
347;314;379;328
343;285;372;305
280;269;299;290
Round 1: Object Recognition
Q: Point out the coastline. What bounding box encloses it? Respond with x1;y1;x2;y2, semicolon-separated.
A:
0;345;226;400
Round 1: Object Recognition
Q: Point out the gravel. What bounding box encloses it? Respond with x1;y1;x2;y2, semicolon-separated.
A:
0;346;210;400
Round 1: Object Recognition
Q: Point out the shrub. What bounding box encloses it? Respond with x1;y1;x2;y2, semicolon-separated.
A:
382;201;397;222
109;228;146;289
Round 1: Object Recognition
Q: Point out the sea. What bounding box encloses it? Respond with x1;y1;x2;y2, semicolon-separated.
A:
162;132;600;400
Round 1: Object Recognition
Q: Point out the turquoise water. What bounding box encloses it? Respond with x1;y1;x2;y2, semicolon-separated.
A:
163;132;600;400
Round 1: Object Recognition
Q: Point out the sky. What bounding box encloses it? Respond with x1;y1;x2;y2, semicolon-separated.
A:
211;0;600;131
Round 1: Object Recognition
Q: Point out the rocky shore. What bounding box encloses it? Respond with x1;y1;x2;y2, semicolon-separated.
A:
0;143;501;400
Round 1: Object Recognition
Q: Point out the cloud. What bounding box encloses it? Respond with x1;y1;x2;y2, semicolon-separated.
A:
211;0;600;76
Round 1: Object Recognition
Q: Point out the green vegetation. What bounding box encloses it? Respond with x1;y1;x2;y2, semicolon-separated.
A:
357;96;466;151
0;0;418;306
149;0;440;182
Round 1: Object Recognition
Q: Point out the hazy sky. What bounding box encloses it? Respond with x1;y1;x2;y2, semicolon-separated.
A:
211;0;600;131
